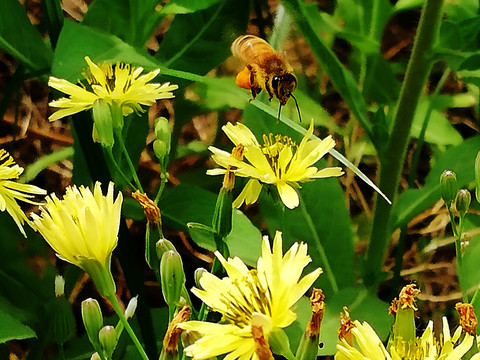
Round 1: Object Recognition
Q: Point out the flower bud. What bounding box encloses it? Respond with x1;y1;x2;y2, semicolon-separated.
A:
47;277;76;344
455;189;471;216
440;170;457;206
125;296;138;320
90;353;102;360
92;99;114;148
194;268;208;289
99;325;117;359
154;117;171;161
156;238;177;262
54;275;66;298
154;117;171;151
160;250;186;306
153;139;169;161
81;298;103;348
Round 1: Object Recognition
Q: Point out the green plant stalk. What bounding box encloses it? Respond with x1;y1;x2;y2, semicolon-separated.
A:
364;0;445;286
108;294;150;360
104;147;136;190
114;128;144;193
456;213;468;302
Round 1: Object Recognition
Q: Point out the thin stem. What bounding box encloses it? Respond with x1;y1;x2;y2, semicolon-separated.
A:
104;147;136;190
364;0;445;286
456;213;468;302
108;294;150;360
114;128;144;193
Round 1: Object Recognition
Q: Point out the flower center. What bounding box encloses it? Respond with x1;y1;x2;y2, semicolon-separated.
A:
261;134;296;177
219;269;273;328
83;62;134;93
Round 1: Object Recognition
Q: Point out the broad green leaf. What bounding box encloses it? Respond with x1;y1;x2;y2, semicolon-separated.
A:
156;0;250;74
82;0;160;47
392;135;480;229
363;53;401;104
460;214;480;296
159;0;223;15
0;308;36;343
261;179;354;297
411;95;463;146
318;286;392;355
0;0;53;71
161;184;262;266
282;0;373;141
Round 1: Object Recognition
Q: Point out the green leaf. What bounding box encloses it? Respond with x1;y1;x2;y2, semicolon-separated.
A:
161;185;262;266
0;308;36;343
156;0;250;74
261;179;354;296
82;0;160;47
159;0;223;15
363;54;401;104
0;0;53;71
411;95;463;146
392;135;480;229
318;286;392;355
282;0;373;141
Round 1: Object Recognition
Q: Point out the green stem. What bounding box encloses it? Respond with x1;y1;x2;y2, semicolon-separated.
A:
456;214;468;302
108;294;150;360
104;147;136;190
114;128;144;193
363;0;445;286
154;163;169;204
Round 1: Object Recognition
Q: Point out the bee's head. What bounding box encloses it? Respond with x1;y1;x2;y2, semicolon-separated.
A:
271;73;297;105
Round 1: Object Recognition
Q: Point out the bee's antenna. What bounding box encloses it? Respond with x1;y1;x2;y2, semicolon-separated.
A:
291;93;302;122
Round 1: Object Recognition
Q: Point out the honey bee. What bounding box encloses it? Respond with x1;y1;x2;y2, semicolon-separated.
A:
231;35;301;121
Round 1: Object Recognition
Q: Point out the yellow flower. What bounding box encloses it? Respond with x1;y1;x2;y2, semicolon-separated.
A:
0;149;46;237
335;317;474;360
207;121;343;209
31;182;123;297
48;56;178;121
178;231;322;360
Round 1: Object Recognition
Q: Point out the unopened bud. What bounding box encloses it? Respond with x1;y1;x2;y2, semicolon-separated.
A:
90;353;102;360
125;296;138;320
153;139;169;160
194;268;208;289
99;325;117;359
154;117;171;157
81;298;103;348
456;189;471;216
156;238;176;262
54;275;65;298
92;99;114;148
160;251;186;306
440;170;457;206
47;280;76;344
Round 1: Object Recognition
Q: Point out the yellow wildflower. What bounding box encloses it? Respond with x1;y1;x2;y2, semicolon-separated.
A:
207;121;343;209
335;317;473;360
0;149;46;237
178;231;322;360
31;182;122;297
48;56;178;121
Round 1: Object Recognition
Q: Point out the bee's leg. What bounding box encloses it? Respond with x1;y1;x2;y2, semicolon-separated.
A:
264;76;274;101
248;67;261;102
